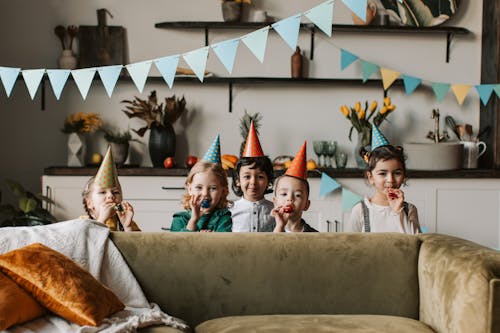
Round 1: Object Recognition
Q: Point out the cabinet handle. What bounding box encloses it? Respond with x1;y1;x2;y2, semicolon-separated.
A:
161;186;185;190
326;220;341;232
45;186;52;212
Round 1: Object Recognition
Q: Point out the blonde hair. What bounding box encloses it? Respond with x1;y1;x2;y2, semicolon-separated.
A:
182;161;230;210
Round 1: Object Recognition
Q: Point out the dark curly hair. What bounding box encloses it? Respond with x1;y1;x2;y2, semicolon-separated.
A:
231;156;274;197
360;145;407;179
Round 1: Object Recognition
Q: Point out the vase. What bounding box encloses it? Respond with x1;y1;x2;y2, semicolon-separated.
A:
110;142;129;167
67;133;86;167
221;2;242;22
149;123;176;168
354;131;371;169
58;49;78;70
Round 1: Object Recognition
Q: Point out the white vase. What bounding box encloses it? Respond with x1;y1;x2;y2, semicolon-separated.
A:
58;49;78;70
67;133;86;167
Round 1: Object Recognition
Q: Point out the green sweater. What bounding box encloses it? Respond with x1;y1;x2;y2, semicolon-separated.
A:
171;209;232;232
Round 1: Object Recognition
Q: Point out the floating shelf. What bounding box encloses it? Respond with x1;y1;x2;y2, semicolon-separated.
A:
154;22;470;61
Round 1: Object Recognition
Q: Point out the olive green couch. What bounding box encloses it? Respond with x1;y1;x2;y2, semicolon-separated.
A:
110;232;500;333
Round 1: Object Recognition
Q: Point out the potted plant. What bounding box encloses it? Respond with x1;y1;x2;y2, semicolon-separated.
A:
101;127;142;167
0;179;56;227
121;91;188;167
221;0;251;22
61;112;103;166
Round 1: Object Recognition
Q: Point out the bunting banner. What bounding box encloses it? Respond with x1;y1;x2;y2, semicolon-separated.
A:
361;61;379;83
154;55;180;89
183;46;210;82
46;69;70;100
22;69;45;100
451;84;471;105
71;68;96;100
0;66;20;97
271;14;302;51
97;65;123;97
340;49;358;71
304;0;334;37
241;27;270;63
402;75;422;96
342;188;363;212
211;39;240;74
126;61;152;93
432;82;451;103
319;173;341;197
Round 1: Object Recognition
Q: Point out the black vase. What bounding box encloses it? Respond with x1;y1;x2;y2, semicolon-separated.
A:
149;124;176;167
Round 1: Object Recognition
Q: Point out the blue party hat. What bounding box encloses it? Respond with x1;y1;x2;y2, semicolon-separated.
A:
202;134;222;164
371;125;390;150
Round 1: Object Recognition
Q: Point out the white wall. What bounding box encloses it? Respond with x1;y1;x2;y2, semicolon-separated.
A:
0;0;483;200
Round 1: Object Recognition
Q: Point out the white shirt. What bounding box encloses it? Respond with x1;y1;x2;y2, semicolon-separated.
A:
230;198;275;232
348;197;420;234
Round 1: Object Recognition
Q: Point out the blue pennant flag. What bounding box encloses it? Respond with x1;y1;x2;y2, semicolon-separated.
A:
203;134;221;164
71;68;96;100
304;0;334;37
272;14;302;50
46;69;70;100
494;84;500;98
475;84;495;106
97;65;123;97
183;46;209;82
241;27;270;63
212;39;240;74
340;49;358;71
319;173;341;197
154;55;180;89
420;226;428;233
342;0;367;23
402;75;421;95
432;82;451;102
0;66;20;97
342;188;363;212
361;61;379;82
22;69;45;100
126;61;152;93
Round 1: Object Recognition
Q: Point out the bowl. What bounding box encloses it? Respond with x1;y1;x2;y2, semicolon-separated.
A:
403;142;463;171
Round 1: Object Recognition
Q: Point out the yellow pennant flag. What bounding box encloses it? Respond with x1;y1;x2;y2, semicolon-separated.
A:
451;84;471;105
380;68;401;90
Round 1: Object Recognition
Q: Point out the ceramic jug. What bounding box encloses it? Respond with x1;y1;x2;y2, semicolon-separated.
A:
461;141;486;169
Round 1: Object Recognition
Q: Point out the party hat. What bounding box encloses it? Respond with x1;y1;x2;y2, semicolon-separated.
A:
285;141;307;179
371;125;390;150
242;121;264;157
95;146;120;189
203;134;222;164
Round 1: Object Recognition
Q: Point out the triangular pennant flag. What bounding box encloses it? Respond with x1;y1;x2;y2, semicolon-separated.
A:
271;14;302;51
380;68;401;90
183;46;209;82
0;66;20;97
420;226;428;233
304;0;334;37
493;84;500;98
97;65;123;97
340;49;358;71
241;27;270;63
319;173;341;197
242;121;264;157
286;141;307;180
475;84;495;106
402;75;421;95
46;69;70;100
71;68;96;100
451;84;471;105
361;61;379;82
95;146;120;189
203;134;222;164
432;82;451;103
371;125;390;150
154;55;180;89
211;39;240;74
342;188;363;212
126;61;152;93
22;69;45;100
342;0;367;23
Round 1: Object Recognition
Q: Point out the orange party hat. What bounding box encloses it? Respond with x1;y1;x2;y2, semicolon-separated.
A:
95;146;120;189
242;121;264;157
285;141;307;179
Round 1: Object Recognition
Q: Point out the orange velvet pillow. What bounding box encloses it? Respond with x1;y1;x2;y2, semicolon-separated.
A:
0;243;125;326
0;270;46;330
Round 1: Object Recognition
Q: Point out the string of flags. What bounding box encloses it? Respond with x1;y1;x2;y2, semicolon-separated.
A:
0;0;498;107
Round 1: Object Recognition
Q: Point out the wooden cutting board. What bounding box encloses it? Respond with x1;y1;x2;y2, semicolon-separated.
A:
78;25;127;68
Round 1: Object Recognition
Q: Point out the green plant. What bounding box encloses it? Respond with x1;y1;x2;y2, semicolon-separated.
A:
101;127;141;144
239;110;262;157
0;180;56;227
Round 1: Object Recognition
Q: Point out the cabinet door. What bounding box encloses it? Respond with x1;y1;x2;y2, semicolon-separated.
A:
127;199;183;231
42;176;90;221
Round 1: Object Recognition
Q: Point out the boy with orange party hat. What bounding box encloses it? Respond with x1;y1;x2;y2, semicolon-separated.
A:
231;121;275;232
272;141;318;232
81;146;141;231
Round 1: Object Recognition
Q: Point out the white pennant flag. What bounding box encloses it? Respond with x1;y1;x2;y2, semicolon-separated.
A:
183;47;209;82
22;69;45;100
126;61;152;93
71;68;96;100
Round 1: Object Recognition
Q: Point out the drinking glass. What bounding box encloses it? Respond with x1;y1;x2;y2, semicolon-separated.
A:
335;151;348;169
313;141;325;167
324;141;337;168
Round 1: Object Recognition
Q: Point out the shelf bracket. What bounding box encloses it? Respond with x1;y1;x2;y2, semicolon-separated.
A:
310;26;315;60
446;32;454;63
228;82;233;113
205;27;209;46
41;78;46;111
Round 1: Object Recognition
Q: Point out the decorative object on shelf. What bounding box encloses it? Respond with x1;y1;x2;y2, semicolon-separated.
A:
0;179;56;227
121;90;187;167
54;25;78;69
238;110;262;157
426;109;450;143
462;140;486;169
291;46;303;79
339;98;396;168
221;0;250;22
378;0;460;27
102;127;141;167
351;0;377;25
335;151;348;169
248;9;268;22
61;112;102;167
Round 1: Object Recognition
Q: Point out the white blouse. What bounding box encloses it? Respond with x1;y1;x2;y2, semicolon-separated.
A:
230;198;275;232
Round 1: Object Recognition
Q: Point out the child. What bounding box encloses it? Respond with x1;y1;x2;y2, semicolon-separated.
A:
349;125;421;234
272;141;318;232
82;146;141;231
230;121;275;232
171;135;232;232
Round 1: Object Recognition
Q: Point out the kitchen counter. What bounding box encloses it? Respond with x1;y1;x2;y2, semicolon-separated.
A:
43;166;500;179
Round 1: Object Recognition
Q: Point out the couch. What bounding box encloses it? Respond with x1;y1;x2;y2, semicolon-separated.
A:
110;232;500;333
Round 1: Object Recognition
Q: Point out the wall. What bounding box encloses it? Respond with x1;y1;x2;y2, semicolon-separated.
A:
0;0;483;200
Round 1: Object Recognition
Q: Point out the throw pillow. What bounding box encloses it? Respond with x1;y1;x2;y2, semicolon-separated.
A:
0;270;46;330
0;243;125;326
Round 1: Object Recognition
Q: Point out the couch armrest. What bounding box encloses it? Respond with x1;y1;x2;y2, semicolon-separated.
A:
418;234;500;333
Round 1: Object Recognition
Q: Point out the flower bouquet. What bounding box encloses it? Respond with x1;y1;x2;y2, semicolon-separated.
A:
61;112;102;134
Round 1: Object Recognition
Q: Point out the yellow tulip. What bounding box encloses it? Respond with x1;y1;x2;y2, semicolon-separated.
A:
358;110;366;119
387;104;396;112
384;97;391;106
368;101;377;113
379;106;388;115
340;105;350;117
354;102;361;113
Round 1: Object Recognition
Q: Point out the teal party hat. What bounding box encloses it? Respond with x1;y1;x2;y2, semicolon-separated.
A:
203;134;222;164
371;125;390;150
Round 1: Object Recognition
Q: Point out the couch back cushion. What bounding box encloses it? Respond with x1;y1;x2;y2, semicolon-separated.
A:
111;232;420;327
